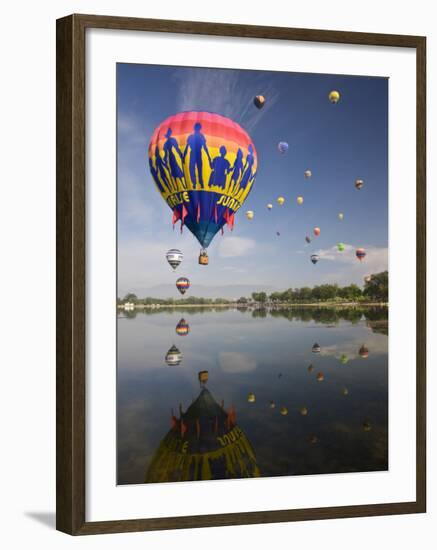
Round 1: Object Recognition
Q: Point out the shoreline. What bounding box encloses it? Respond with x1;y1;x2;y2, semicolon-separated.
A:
118;301;388;309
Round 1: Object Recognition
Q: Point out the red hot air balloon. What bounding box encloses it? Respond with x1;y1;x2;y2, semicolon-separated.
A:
313;227;321;237
176;277;190;295
356;248;366;262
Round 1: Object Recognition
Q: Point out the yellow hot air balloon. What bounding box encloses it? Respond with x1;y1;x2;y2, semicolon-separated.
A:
246;210;254;220
338;212;344;220
248;392;256;403
329;90;341;104
267;203;273;210
297;196;304;205
277;196;285;206
280;406;288;416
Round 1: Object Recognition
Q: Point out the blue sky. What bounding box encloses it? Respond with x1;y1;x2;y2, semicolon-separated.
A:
117;63;388;299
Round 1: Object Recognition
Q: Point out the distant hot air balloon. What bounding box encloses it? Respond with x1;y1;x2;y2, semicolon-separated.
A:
246;210;254;220
248;393;256;403
308;364;314;373
175;318;190;336
305;235;311;244
313;227;321;236
280;406;288;416
316;372;325;382
337;242;345;252
148;112;257;265
329;90;341;104
309;435;319;444
339;354;349;365
356;248;366;262
304;170;312;178
276;231;281;236
267;203;273;210
312;343;321;353
359;345;369;358
338;212;344;220
278;141;289;154
166;248;183;270
364;275;372;284
176;277;190;295
311;254;319;265
254;95;265;109
269;401;276;409
341;387;349;396
355;178;364;190
300;406;308;416
297;196;304;205
363;421;372;432
277;196;285;206
165;345;183;366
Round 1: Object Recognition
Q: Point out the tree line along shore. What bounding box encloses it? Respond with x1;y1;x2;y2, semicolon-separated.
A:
118;271;388;308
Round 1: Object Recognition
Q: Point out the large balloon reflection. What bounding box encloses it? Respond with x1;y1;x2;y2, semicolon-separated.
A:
145;374;260;483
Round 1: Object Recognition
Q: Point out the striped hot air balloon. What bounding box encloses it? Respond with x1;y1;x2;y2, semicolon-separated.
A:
165;345;183;366
166;248;183;270
148;112;258;264
175;318;190;336
176;277;190;295
310;254;319;265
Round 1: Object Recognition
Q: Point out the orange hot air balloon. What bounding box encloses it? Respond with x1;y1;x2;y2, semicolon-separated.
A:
313;227;321;237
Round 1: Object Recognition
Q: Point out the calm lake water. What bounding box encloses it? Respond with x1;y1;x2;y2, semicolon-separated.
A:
117;306;388;485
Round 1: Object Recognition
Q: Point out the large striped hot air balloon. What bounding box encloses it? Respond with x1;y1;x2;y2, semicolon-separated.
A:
148;112;258;264
176;277;190;295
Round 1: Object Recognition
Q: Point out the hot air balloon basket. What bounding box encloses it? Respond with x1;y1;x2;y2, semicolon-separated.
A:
199;251;209;265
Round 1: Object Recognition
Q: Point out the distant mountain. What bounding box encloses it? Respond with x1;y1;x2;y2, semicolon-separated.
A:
118;283;275;300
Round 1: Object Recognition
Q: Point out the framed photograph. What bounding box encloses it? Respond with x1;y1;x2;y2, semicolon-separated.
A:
56;14;426;535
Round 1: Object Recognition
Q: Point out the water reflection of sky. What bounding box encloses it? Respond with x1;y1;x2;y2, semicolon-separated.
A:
117;308;388;484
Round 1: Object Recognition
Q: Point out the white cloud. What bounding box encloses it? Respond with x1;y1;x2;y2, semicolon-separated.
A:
219;352;257;373
218;236;256;258
315;244;388;273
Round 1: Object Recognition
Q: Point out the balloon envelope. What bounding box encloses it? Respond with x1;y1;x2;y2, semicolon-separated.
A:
355;178;364;190
304;170;312;178
166;248;183;270
148;112;257;249
338;212;344;220
253;95;265;109
310;254;319;264
267;203;273;210
356;248;366;261
176;277;190;295
313;227;321;236
337;242;345;252
305;236;311;244
175;318;190;336
245;210;254;220
329;90;340;103
297;196;304;205
277;196;285;206
277;141;289;154
165;345;183;366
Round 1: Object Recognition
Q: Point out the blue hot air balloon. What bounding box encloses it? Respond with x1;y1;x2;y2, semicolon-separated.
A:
278;141;289;154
